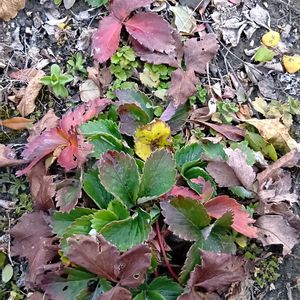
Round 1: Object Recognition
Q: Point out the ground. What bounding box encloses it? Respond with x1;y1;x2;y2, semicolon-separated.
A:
0;0;300;299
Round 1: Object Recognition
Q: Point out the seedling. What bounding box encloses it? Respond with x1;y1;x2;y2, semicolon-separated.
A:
67;52;87;76
40;64;73;98
189;84;208;105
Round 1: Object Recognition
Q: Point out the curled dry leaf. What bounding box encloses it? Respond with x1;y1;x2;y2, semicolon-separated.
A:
79;79;101;102
0;144;26;168
17;70;45;117
188;250;246;292
0;0;25;21
0;117;33;130
255;215;299;255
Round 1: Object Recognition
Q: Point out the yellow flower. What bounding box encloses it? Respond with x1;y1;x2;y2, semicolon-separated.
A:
134;119;172;160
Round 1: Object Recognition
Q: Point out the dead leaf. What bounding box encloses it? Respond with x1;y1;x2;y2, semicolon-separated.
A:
226;148;256;190
0;144;26;167
184;34;219;74
170;6;197;35
200;121;245;141
100;286;132;300
0;117;33;130
188;250;246;292
17;70;45;117
79;79;101;102
10;68;41;82
255;215;299;255
10;212;58;287
27;161;55;211
249;4;270;29
190;99;217;122
0;0;26;21
245;118;299;153
168;69;199;107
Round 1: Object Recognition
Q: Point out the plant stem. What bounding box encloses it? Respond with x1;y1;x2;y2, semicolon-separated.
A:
155;222;178;281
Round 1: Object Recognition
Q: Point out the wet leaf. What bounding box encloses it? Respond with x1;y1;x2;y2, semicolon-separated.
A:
0;0;25;21
134;120;172;160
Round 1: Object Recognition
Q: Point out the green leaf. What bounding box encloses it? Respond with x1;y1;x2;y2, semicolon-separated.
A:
138;150;176;203
40;76;52;86
51;64;61;76
160;197;211;241
58;74;73;84
201;142;227;160
230;141;256;166
53;84;69;98
229;186;253;199
44;268;97;300
148;277;183;300
89;135;125;158
0;252;6;268
107;199;130;219
100;209;151;251
2;264;13;283
99;151;140;207
175;143;203;168
52;208;95;237
254;46;275;62
83;170;113;209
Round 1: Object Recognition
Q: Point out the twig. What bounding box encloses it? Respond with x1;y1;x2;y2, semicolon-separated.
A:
6;212;13;266
155;222;178;281
273;0;300;14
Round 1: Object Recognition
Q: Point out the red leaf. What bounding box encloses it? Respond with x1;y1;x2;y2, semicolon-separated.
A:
184;34;219;74
131;31;183;67
92;15;122;63
167;69;199;107
111;0;153;21
204;195;257;238
125;12;175;53
188;250;246;292
168;186;203;201
200;121;245;141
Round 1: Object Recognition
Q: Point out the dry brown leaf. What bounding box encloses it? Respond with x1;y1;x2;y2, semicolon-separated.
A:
0;0;26;21
17;70;45;117
245;118;299;153
0;117;33;130
0;144;26;167
255;215;299;255
10;68;41;82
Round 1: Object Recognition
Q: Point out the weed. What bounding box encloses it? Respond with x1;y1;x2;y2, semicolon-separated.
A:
67;52;87;76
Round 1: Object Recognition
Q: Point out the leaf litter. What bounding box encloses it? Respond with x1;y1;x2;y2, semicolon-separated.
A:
0;0;300;299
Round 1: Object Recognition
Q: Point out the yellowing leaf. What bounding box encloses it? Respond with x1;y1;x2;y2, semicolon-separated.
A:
282;55;300;74
261;31;280;48
134;119;171;160
245;118;299;153
254;46;275;62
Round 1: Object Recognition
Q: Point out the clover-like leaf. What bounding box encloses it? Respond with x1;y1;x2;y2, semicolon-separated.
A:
138;150;176;203
98;151;140;207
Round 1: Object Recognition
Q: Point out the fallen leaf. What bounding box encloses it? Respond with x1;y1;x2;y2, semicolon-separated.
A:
190;99;217;122
255;215;299;255
17;70;45;117
27;161;55;211
245;118;299;153
10;212;58;287
188;250;246;292
100;286;132;300
0;0;25;21
134;119;172;160
184;34;219;74
200;122;245;141
167;69;199;107
170;6;197;35
261;30;281;48
249;4;270;28
79;79;100;102
0;144;26;167
226;148;256;190
282;55;300;74
10;68;41;82
0;117;33;130
254;46;275;62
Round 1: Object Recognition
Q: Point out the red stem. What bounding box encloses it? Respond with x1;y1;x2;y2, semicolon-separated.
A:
155;222;178;281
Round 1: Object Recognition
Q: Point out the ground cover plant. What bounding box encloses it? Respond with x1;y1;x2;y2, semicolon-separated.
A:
1;0;300;299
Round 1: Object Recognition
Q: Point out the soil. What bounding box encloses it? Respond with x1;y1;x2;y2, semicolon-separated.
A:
0;0;300;299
